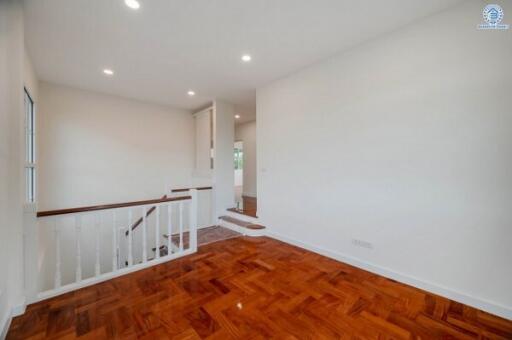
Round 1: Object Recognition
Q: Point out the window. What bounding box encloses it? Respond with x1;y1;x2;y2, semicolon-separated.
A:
234;148;243;170
24;88;36;203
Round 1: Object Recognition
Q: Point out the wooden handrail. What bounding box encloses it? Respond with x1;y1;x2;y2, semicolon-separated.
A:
126;187;210;235
37;195;191;217
171;186;212;193
124;195;167;236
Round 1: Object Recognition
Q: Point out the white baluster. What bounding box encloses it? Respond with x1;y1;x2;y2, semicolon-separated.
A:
94;214;101;277
189;189;198;252
167;204;172;255
54;218;61;288
142;206;147;263
179;201;184;252
155;205;160;259
75;215;82;282
128;209;133;266
112;211;117;271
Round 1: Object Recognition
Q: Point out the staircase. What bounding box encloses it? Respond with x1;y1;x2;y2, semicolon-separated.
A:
128;187;213;261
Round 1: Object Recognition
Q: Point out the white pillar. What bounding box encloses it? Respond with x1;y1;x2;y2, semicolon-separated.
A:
112;211;118;271
94;214;101;276
189;189;198;252
128;209;133;266
167;204;172;255
179;202;184;251
75;215;82;282
53;219;61;289
23;205;40;303
142;206;147;263
155;206;160;259
212;100;235;221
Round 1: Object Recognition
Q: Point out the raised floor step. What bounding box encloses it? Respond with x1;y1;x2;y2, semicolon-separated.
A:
218;215;266;237
227;207;257;218
219;215;265;229
223;209;260;224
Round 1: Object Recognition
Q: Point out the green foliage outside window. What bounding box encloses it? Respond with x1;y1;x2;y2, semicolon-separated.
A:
234;148;243;170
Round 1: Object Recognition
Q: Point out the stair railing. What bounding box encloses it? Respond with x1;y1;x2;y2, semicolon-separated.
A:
125;187;212;237
125;194;167;236
29;190;198;303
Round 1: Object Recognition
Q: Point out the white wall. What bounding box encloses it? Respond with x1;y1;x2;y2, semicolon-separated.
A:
23;49;38;101
235;121;257;197
191;107;215;227
38;82;195;210
0;0;27;336
194;108;213;178
257;0;512;319
212;100;235;218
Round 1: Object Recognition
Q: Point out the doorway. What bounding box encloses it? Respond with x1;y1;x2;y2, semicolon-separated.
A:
234;141;244;208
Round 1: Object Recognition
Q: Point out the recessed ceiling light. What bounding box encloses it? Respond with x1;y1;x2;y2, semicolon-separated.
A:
187;90;195;96
124;0;140;10
235;114;240;119
103;69;114;76
241;54;252;62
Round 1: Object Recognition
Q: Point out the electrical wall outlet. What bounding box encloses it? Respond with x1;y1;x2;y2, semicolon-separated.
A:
352;239;374;250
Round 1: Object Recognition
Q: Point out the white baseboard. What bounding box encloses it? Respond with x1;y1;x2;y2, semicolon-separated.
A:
0;312;11;340
11;300;26;317
0;299;27;339
267;231;512;321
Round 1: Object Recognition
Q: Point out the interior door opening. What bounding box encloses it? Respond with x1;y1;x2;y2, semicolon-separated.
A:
234;141;243;209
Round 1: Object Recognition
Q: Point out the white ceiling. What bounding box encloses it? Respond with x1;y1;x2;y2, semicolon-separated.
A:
24;0;465;123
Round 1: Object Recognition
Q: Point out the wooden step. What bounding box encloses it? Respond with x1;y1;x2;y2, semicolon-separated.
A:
219;215;265;230
227;207;258;218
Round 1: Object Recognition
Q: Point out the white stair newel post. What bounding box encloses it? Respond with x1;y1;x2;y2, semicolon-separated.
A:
112;210;117;271
179;201;184;251
142;206;147;263
75;215;82;282
94;213;101;276
54;218;61;289
155;205;160;259
23;204;39;302
189;189;198;252
167;204;172;255
128;209;133;266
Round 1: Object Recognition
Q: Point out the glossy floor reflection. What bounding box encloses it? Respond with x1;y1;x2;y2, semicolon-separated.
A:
8;236;512;339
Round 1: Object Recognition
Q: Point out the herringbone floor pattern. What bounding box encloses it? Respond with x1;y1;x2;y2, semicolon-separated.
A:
7;237;512;339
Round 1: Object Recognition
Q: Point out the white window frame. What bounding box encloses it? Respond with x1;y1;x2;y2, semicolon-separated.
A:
24;88;36;204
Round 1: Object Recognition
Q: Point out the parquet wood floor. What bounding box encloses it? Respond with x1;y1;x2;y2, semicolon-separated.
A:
7;237;512;339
